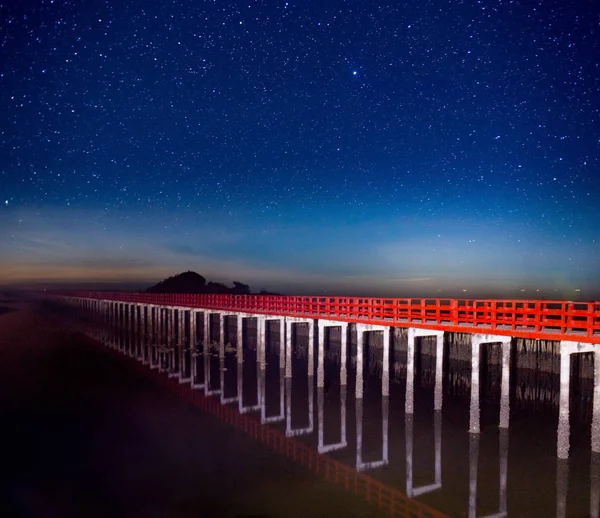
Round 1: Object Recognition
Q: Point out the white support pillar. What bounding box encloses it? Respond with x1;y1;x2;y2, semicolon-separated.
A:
219;313;225;358
593;351;600;453
150;306;158;368
558;342;572;459
381;327;390;397
317;320;325;388
134;304;141;360
406;328;445;415
191;310;205;389
279;319;285;369
285;319;292;378
157;307;165;371
205;312;221;396
356;324;364;399
470;334;512;434
284;317;313;379
340;322;348;386
238;331;260;414
258;316;266;371
179;309;191;383
237;315;243;365
168;308;178;378
435;333;443;411
308;320;314;378
125;304;130;356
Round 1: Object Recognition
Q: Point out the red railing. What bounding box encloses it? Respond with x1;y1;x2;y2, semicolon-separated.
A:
54;291;600;343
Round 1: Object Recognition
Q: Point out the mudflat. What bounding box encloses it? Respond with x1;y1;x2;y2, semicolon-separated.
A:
1;301;384;518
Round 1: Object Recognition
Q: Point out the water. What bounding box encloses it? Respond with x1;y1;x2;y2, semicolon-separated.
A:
51;302;600;516
210;330;597;517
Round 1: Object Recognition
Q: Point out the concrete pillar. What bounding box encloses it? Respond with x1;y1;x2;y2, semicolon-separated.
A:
204;311;210;347
500;341;511;428
279;319;285;369
168;308;178;378
191;310;205;389
124;304;130;356
150;306;158;369
356;324;364;399
406;328;415;414
593;351;600;453
308;320;314;378
219;313;225;359
557;343;571;459
180;309;191;383
237;315;243;365
382;327;390;397
285;319;292;378
470;334;511;434
317;320;325;388
258;316;266;371
406;328;444;415
205;312;221;396
470;338;481;434
434;333;443;411
340;323;348;386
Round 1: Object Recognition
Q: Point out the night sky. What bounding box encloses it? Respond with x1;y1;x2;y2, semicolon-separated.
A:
1;0;599;299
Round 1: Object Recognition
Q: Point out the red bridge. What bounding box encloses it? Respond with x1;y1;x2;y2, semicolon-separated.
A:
58;291;600;343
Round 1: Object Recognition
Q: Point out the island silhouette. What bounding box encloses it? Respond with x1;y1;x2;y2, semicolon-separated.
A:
145;270;281;296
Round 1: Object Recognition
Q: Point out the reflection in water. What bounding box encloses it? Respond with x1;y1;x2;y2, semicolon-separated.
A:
356;396;389;472
468;429;508;518
286;376;314;437
261;368;285;424
556;458;568;518
84;303;600;518
204;312;221;396
238;346;260;414
405;411;442;498
592;453;600;518
318;385;347;453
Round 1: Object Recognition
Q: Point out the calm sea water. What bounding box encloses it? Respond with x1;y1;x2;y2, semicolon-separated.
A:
216;332;596;518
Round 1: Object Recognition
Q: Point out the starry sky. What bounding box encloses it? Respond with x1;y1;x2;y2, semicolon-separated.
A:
1;0;599;299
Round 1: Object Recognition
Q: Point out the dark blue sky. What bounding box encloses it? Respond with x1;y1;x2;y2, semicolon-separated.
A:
1;0;599;298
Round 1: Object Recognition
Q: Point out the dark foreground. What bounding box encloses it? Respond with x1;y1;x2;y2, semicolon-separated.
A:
1;302;385;518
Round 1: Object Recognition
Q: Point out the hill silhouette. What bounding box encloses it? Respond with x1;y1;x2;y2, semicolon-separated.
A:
145;271;280;295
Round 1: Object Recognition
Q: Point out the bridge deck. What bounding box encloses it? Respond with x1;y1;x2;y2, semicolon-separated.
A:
58;291;600;344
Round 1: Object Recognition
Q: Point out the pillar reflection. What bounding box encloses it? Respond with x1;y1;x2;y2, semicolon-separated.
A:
318;385;347;453
355;396;389;472
405;410;442;498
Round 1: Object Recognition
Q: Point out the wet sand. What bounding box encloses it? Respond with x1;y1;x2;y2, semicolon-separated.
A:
1;301;386;518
